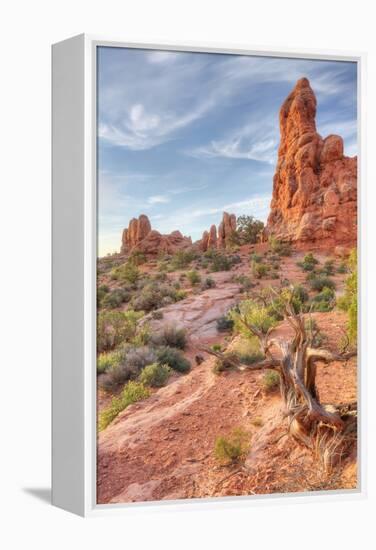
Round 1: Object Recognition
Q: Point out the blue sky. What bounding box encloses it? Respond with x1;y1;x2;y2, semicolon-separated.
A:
97;47;357;256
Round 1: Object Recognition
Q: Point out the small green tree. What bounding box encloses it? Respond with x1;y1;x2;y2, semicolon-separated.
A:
236;215;264;244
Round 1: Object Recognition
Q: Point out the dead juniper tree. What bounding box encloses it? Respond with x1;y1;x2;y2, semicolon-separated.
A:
201;287;357;470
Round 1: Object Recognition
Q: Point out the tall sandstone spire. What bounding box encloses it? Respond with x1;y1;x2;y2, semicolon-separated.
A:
266;77;357;247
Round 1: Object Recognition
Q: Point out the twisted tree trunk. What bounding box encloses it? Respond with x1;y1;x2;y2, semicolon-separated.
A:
200;299;357;469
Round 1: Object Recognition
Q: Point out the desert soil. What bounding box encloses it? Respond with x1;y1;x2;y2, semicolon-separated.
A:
97;249;357;504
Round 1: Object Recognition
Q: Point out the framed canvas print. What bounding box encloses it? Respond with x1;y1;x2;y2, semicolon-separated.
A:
52;35;366;516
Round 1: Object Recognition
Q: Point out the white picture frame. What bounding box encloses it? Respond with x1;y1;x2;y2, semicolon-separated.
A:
52;34;366;517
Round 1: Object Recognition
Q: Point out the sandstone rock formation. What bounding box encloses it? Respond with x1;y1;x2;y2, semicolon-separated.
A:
266;77;357;248
207;224;217;249
120;215;192;256
200;212;237;252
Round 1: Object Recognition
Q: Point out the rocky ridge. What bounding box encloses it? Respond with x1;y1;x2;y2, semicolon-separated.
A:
120;215;192;256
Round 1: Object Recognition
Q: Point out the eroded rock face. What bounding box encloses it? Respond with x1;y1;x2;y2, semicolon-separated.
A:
266;77;357;248
201;212;237;251
207;224;218;249
120;215;191;256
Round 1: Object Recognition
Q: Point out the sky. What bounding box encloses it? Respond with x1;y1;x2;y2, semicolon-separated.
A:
97;47;357;256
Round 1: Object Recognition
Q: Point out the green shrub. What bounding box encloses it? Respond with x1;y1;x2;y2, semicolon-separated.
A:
156;346;191;373
211;343;222;352
171;249;197;269
201;277;216;290
99;345;157;390
186;270;201;286
250;252;263;263
212;352;238;374
131;281;183;312
97;310;144;352
129;251;146;265
337;262;348;274
230;300;277;336
337;250;357;343
139;363;171;387
214;428;250;464
151;310;164;320
111;261;140;284
321;259;335;276
98;381;150;431
216;315;234;332
235;215;264;244
151;325;187;349
97;284;110;306
297;252;319;272
211;254;232;272
174;289;187;301
309;276;336;292
101;288;130;309
251;261;270;279
97;350;122;374
262;370;280;392
310;286;335;312
234;275;254;293
269;236;291;256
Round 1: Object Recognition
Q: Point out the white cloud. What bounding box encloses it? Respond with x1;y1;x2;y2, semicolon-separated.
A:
147;50;179;64
99;99;213;150
148;194;170;204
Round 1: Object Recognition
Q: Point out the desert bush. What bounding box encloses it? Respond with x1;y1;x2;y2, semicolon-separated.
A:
151;325;187;349
297;252;319;272
250;252;262;264
269;236;291;256
251;261;270;279
101;288;130;309
151;310;164;320
201;277;216;290
97;350;123;374
97;284;110;306
230;299;277;336
97;310;144;352
139;363;171;388
262;370;280;392
216;315;234;332
309;275;336;292
174;289;187;301
131;281;183;312
234;274;254;293
99;345;157;390
337;262;348;274
210;254;232;272
98;381;150;431
214;428;250;464
310;286;336;312
129;251;146;265
111;261;140;284
171;249;197;269
232;336;264;365
186;270;201;286
337;249;357;343
212;351;238;374
156;346;191;373
211;343;222;352
321;259;335;276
